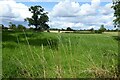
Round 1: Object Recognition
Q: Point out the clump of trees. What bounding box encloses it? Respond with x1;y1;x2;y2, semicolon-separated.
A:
89;28;94;32
7;22;26;31
66;27;73;31
9;22;17;30
25;5;49;31
17;24;26;30
99;25;106;32
0;24;8;30
93;25;106;33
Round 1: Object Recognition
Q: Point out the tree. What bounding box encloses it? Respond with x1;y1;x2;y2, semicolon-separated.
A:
0;24;4;29
112;1;120;77
112;0;120;27
17;24;26;30
89;28;94;32
1;24;8;30
66;27;73;31
61;28;65;31
9;22;16;30
99;25;106;32
25;5;49;31
0;24;3;30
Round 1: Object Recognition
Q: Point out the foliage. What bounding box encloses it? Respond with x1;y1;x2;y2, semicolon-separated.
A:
29;27;34;30
0;24;4;29
61;28;65;31
17;24;26;30
25;6;49;31
89;28;94;31
73;31;95;34
112;0;120;27
94;30;102;34
66;27;73;31
9;22;16;30
99;25;106;32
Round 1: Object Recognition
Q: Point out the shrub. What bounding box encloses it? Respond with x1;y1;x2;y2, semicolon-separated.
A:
95;30;102;34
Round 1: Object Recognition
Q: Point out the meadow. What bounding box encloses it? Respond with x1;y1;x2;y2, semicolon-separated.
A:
2;30;119;78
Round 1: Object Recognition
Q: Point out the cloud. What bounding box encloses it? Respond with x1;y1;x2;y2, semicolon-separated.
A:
50;1;81;17
48;21;85;29
0;0;115;30
49;0;114;30
13;0;112;2
91;0;100;8
0;0;31;26
51;0;101;17
99;3;113;15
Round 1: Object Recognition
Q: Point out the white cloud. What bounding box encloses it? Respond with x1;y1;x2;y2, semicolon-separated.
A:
51;1;80;17
50;0;100;17
91;0;100;8
0;0;31;26
0;0;115;29
13;0;112;2
49;0;115;30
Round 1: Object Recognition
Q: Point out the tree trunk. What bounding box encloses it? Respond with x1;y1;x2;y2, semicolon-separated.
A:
35;25;38;31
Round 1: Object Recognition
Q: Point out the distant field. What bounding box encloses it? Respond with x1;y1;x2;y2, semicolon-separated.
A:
44;30;74;33
2;31;119;78
103;32;118;36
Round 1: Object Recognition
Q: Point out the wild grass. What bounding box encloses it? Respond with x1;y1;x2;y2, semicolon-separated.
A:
2;30;119;78
0;30;2;80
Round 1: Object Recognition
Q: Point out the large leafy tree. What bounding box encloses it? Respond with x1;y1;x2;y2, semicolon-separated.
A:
112;0;120;27
25;6;49;30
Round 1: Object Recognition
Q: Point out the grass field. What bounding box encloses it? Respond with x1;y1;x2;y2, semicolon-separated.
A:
2;30;119;78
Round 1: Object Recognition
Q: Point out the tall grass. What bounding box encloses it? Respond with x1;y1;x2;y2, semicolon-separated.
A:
0;30;2;80
2;31;118;78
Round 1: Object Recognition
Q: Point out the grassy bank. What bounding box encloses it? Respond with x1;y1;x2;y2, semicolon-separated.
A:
2;31;119;78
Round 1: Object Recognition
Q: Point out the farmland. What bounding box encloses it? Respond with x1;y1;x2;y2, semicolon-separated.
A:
2;30;119;78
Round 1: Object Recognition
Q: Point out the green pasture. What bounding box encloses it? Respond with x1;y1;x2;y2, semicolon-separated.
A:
2;31;119;78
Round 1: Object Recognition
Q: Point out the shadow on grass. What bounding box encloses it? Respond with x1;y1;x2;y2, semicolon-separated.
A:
2;31;58;50
2;31;17;42
17;32;58;50
21;38;58;50
17;32;41;39
112;36;120;41
2;43;18;49
2;30;41;42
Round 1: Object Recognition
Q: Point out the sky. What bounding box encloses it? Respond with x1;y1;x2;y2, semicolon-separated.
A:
0;0;116;30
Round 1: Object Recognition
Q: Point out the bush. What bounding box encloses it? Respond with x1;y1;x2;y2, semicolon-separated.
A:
73;31;95;34
95;30;102;34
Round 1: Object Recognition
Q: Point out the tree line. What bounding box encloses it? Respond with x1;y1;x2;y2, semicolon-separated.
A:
1;23;119;33
1;22;26;31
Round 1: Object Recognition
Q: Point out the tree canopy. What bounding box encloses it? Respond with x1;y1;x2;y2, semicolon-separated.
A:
9;22;16;30
112;0;120;27
66;27;73;31
99;25;106;32
17;24;26;30
25;5;49;31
